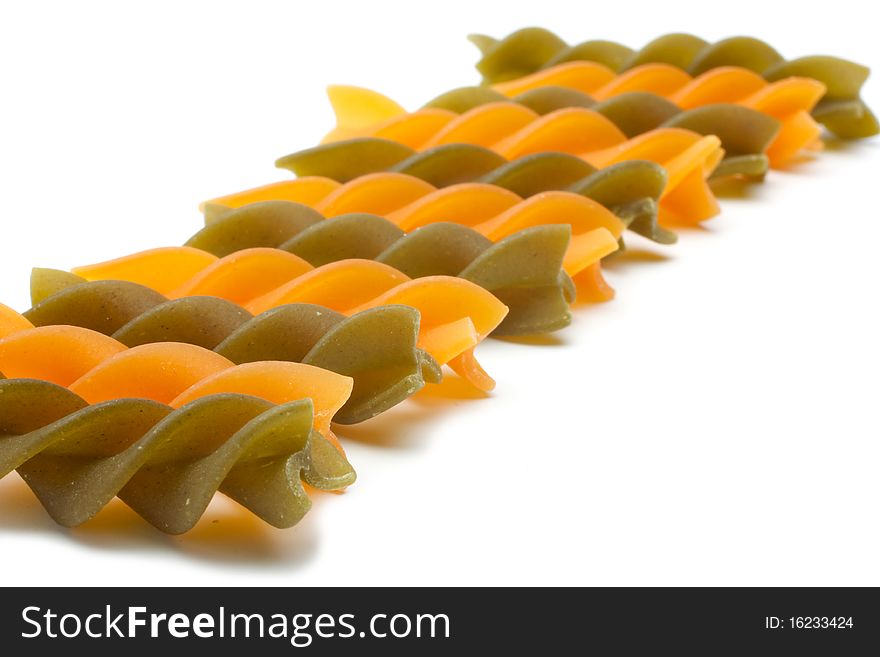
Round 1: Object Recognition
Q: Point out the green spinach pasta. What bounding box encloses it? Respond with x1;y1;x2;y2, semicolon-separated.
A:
0;378;353;533
188;203;579;335
470;29;877;139
274;147;673;243
26;273;440;424
0;324;357;533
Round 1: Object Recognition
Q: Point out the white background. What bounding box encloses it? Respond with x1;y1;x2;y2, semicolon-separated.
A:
0;0;878;586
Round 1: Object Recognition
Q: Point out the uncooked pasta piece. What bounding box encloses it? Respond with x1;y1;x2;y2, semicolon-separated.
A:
186;204;578;335
186;200;325;257
479;151;599;195
624;33;713;72
470;29;877;139
203;174;625;293
424;86;511;113
168;361;351;437
470;27;570;83
170;249;314;304
65;248;509;391
70;246;219;297
0;329;229;400
290;173;623;282
0;324;127;386
544;39;636;73
512;86;598;114
280;139;665;227
386;185;622;272
277;137;417;182
763;57;877;139
382;224;576;333
491;62;822;167
385;183;522;230
0;368;355;533
67;342;238;405
203;177;342;219
300;143;671;244
372;108;459;149
594;94;778;177
73;247;314;302
360;84;777;178
214;305;439;415
423;103;537;149
109;297;252;350
563;159;675;244
0;324;353;442
393;144;509;187
239;260;508;385
587;63;693;99
582;128;722;225
491;107;628;158
491;62;620;98
316;172;437;217
276;138;669;238
0;302;37;337
24;274;440;424
280;213;406;266
662;104;778;178
296;86;721;223
318;86;638;159
322;83;413;142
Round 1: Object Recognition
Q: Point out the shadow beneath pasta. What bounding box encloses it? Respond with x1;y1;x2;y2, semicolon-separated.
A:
772;151;822;173
0;471;321;566
655;222;716;239
605;247;671;267
813;136;874;154
337;373;488;448
494;333;567;347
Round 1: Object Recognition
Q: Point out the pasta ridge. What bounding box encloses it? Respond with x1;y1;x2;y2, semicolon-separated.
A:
470;29;877;139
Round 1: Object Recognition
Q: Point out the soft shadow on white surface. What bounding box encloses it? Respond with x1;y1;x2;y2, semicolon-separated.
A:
604;246;672;269
0;473;321;567
338;373;491;448
1;0;879;586
817;137;880;155
493;333;569;347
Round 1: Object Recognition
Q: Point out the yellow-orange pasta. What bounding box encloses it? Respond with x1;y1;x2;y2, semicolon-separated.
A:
315;88;722;225
202;174;622;290
492;62;824;166
70;248;509;391
0;325;353;443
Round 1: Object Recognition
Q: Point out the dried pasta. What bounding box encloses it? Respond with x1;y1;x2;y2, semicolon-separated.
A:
304;88;722;224
3;26;870;543
318;76;810;169
0;322;355;533
200;181;623;301
324;85;777;178
436;87;779;178
187;203;580;335
489;62;822;167
272;142;673;243
470;29;877;140
58;248;510;392
21;279;439;424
